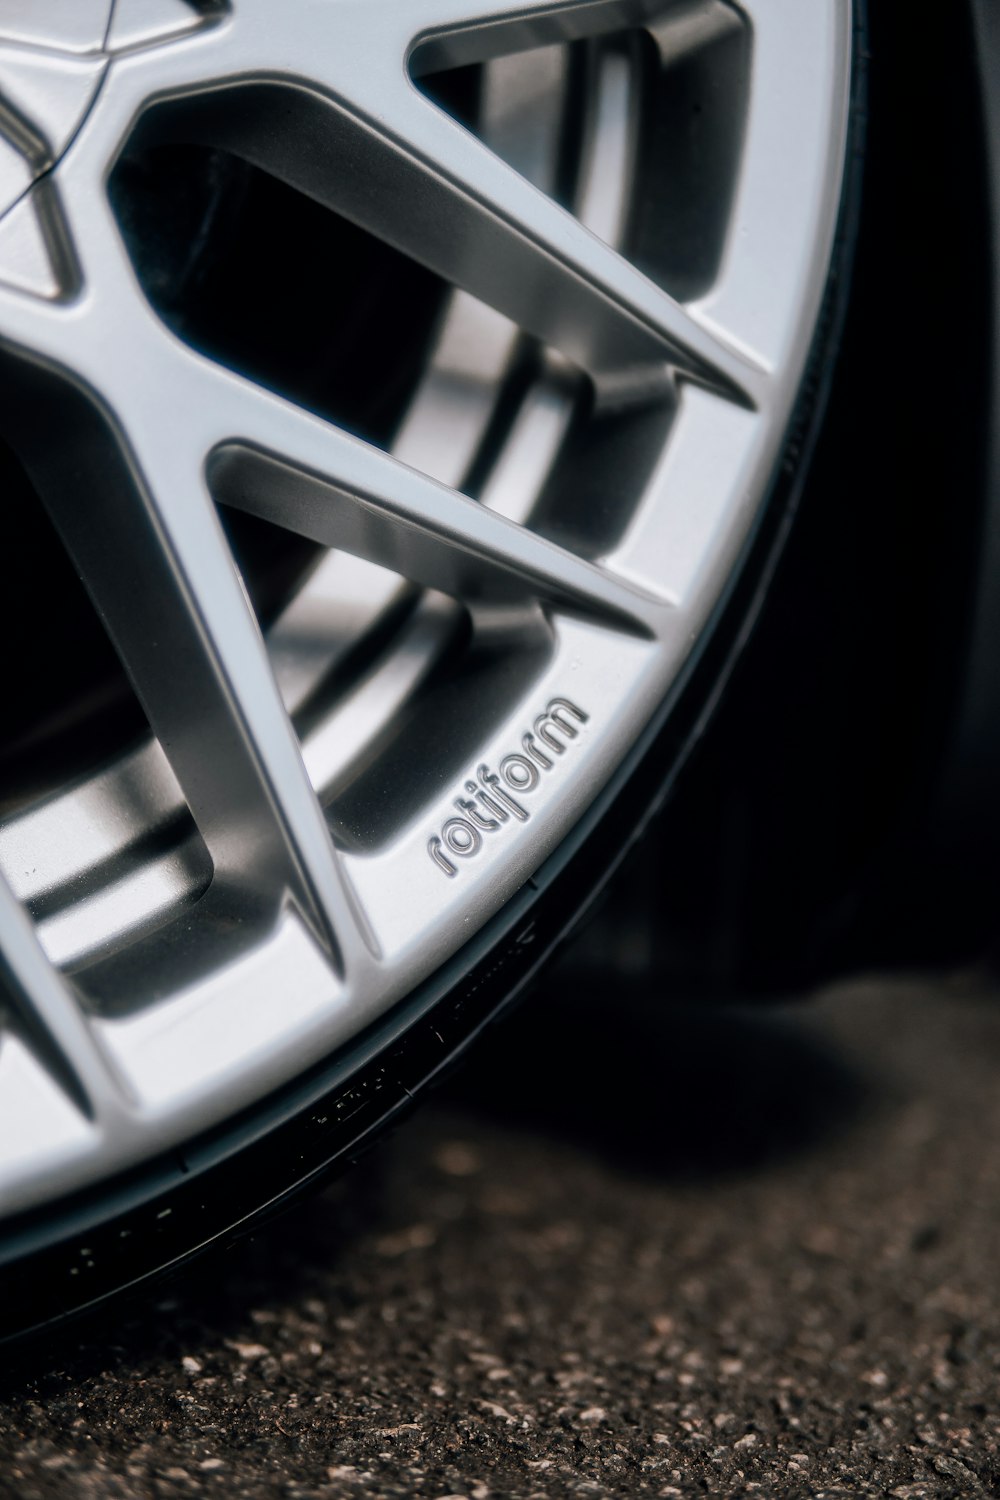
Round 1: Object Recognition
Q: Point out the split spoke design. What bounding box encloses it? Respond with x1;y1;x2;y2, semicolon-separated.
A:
100;0;765;409
185;358;663;636
212;428;661;637
0;244;377;978
208;36;764;406
332;96;755;405
61;418;375;974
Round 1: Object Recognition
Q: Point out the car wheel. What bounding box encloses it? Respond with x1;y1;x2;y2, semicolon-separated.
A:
0;0;860;1341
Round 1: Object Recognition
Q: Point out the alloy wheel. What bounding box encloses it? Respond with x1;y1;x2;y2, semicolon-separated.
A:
0;0;851;1228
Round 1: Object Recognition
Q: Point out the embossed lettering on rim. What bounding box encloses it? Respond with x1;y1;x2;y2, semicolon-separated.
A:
428;698;589;876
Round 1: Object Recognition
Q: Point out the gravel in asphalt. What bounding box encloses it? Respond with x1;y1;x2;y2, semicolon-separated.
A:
2;968;1000;1498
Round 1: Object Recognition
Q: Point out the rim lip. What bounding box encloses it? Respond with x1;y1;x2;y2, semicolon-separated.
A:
0;0;854;1216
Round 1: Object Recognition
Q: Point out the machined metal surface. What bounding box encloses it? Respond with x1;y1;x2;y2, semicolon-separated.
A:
0;0;851;1215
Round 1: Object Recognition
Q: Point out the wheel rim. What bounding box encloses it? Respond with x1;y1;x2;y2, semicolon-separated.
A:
0;0;851;1215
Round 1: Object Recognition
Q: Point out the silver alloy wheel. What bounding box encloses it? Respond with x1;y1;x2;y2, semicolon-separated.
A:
0;0;851;1218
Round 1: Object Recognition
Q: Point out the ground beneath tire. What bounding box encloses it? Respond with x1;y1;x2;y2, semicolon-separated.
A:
2;969;1000;1499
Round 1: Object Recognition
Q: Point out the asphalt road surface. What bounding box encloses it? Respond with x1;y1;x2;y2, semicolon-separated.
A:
2;967;1000;1498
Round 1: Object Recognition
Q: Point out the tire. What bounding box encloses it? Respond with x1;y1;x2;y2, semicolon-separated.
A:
0;0;862;1343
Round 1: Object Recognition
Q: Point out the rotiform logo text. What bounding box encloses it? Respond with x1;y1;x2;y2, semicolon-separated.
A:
427;698;588;877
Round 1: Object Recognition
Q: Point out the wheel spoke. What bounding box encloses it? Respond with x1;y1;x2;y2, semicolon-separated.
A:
79;434;373;971
214;436;661;638
148;345;664;635
0;298;376;977
201;44;764;408
0;875;129;1126
406;0;666;72
383;92;764;405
